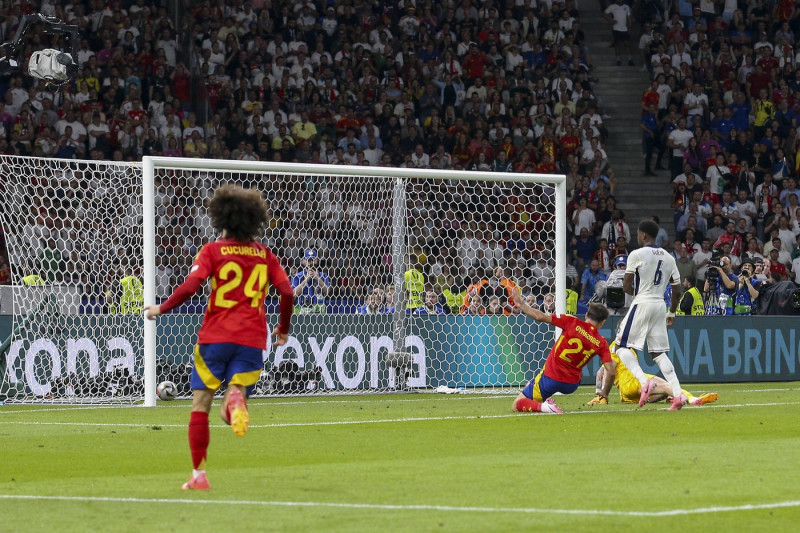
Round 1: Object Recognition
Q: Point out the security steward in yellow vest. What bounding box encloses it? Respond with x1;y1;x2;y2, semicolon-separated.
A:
676;275;705;316
404;254;425;312
565;278;579;314
22;274;46;286
107;269;144;314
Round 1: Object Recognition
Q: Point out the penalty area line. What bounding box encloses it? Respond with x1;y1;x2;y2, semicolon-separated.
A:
0;494;798;517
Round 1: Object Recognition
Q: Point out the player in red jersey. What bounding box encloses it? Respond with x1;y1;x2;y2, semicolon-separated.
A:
509;286;615;414
145;185;293;490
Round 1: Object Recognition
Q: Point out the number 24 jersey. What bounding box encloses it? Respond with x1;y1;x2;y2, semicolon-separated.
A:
190;238;290;349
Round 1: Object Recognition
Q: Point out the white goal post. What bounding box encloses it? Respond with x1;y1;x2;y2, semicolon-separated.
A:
0;154;566;405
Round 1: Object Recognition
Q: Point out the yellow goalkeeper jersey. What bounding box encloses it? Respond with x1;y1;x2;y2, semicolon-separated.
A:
609;341;649;403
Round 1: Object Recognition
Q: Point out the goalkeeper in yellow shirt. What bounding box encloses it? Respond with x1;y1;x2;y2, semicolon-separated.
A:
588;341;718;406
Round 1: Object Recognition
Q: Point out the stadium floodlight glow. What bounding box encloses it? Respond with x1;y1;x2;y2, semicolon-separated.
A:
0;155;566;404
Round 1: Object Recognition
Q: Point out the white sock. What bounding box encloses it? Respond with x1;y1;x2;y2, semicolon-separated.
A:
192;469;205;477
653;353;682;398
615;347;648;387
595;368;604;394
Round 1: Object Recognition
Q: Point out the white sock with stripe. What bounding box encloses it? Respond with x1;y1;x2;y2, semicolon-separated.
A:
653;353;682;398
615;346;648;388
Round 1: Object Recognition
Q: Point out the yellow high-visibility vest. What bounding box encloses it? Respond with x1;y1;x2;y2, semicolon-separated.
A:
676;286;704;316
404;268;425;309
566;289;578;314
22;274;45;286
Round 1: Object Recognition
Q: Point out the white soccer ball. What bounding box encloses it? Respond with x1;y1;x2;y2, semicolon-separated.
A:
156;380;177;401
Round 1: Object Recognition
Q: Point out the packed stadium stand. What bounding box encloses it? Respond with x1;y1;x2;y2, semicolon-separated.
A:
0;0;797;314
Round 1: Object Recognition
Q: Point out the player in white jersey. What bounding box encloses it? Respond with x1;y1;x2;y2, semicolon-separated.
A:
614;220;688;410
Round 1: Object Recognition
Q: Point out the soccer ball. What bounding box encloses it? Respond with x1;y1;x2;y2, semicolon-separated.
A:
156;380;177;401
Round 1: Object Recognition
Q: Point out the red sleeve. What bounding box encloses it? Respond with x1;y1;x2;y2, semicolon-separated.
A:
549;314;571;330
159;245;212;313
268;252;293;335
159;276;203;313
598;340;612;364
274;279;293;335
189;245;214;280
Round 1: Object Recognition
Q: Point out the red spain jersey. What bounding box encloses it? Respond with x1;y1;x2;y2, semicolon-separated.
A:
189;239;290;349
543;314;611;384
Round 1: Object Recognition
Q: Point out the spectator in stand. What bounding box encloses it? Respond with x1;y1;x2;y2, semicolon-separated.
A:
694;238;713;282
652;216;671;248
0;254;9;285
600;209;631;250
641;103;660;176
570;227;598;274
414;290;445;315
357;291;382;315
594;238;614;275
572;197;596;236
0;0;625;320
603;0;634;66
675;244;698;282
667;117;694;178
580;259;608;303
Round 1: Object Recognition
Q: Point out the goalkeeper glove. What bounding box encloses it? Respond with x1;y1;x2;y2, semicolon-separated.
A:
587;393;608;405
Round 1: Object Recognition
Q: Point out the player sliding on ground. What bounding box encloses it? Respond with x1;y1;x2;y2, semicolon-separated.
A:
588;341;719;406
145;185;293;491
509;286;616;414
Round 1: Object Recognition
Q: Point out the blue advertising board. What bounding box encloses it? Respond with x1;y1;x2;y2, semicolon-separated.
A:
1;315;798;397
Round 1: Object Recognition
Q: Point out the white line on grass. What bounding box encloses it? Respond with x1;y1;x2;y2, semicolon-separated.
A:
1;400;799;429
0;394;512;415
0;494;798;517
1;385;796;415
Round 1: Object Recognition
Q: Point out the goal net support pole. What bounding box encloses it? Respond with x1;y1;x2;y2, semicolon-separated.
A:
142;156;156;407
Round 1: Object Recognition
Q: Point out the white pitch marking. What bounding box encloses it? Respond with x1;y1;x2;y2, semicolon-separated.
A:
0;395;512;415
0;494;798;517
1;386;796;415
0;401;798;430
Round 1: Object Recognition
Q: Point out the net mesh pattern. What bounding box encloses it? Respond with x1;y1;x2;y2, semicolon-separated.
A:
0;156;143;402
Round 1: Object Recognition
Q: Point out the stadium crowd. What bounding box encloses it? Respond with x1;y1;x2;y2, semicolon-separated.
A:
633;0;800;315
0;0;625;314
0;0;795;315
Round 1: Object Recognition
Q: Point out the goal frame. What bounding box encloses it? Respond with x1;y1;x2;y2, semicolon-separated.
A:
141;156;567;407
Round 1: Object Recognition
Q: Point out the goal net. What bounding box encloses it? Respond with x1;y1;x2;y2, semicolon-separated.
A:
0;155;566;404
0;155;144;403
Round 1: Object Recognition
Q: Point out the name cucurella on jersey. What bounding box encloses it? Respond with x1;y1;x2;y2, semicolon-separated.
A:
219;246;267;258
575;325;601;347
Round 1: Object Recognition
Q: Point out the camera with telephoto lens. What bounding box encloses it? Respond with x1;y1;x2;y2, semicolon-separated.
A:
707;249;723;280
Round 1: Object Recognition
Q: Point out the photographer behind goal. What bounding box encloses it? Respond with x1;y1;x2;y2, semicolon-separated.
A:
704;253;760;316
731;258;762;316
703;251;737;315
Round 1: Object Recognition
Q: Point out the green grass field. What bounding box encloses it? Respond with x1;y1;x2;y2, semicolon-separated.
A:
1;382;799;532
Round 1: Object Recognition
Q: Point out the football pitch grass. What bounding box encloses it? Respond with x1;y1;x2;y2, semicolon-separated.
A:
1;382;798;532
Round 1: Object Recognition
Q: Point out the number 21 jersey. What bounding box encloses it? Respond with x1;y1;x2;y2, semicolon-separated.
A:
544;314;611;384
